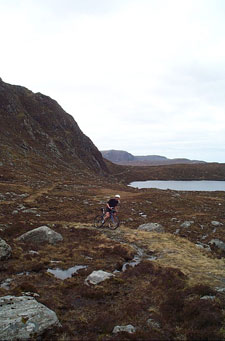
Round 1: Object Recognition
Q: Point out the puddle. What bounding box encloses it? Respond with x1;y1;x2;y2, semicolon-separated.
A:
117;246;143;272
47;265;87;280
115;245;158;273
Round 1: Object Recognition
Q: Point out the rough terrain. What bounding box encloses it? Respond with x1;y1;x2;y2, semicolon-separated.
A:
0;164;225;340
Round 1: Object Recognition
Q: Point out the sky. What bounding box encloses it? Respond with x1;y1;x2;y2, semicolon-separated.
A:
1;0;225;162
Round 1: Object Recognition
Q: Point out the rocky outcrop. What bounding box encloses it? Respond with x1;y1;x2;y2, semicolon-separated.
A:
17;226;63;244
0;78;108;174
0;238;12;260
138;223;164;233
0;295;60;340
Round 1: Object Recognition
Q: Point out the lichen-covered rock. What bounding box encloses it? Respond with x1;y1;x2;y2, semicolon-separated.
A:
17;226;63;244
0;295;61;340
211;221;222;227
138;223;164;233
0;238;12;260
209;239;225;251
85;270;114;285
147;318;161;329
180;221;194;228
113;324;136;334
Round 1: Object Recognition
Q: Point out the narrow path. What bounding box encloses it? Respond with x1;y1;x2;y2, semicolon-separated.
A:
24;183;58;204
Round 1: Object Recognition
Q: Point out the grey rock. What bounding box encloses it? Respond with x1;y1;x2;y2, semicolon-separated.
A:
0;238;12;260
200;295;216;300
180;221;194;228
209;239;225;251
0;295;60;340
211;221;222;227
17;226;63;244
85;270;114;285
147;318;161;329
174;229;180;235
0;278;12;290
113;324;136;334
138;223;164;233
0;224;9;232
22;208;37;214
215;287;225;293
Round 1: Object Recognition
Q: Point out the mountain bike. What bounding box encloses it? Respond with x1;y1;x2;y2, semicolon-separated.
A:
94;208;120;230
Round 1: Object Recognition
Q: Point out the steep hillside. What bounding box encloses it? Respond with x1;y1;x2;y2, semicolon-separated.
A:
0;78;108;176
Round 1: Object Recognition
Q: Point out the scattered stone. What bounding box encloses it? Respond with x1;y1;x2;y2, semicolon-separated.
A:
138;223;164;233
127;217;134;222
22;208;37;214
200;295;216;300
0;295;61;340
17;226;63;244
147;318;161;329
180;221;194;228
211;221;222;227
85;270;114;285
215;287;225;293
12;210;18;215
0;224;9;232
18;204;26;210
28;250;39;255
0;238;12;260
174;229;180;235
209;239;225;251
0;278;12;290
112;324;136;334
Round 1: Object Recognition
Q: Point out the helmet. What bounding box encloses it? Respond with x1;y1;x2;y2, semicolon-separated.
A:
115;194;120;198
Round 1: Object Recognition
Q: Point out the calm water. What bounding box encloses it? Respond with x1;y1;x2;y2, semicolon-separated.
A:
129;180;225;191
47;265;87;280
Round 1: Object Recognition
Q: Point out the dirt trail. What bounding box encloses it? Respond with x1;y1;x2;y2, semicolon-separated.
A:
24;183;58;204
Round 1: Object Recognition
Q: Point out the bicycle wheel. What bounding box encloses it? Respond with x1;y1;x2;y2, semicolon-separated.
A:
94;215;104;228
108;216;120;230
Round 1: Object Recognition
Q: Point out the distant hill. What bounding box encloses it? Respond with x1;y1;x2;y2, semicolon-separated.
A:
0;78;108;176
101;149;206;166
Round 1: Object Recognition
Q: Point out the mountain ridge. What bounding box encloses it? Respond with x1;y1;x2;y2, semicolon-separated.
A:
101;149;206;166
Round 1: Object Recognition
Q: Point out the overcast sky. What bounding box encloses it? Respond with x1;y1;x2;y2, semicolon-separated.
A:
1;0;225;162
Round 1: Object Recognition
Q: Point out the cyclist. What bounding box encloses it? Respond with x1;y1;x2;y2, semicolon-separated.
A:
102;194;120;224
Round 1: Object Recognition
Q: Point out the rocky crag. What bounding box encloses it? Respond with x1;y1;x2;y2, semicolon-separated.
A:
0;78;108;178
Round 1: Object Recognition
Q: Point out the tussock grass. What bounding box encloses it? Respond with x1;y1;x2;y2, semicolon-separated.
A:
121;227;225;287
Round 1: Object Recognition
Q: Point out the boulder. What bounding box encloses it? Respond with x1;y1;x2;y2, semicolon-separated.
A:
0;295;61;340
209;239;225;251
180;221;194;228
138;223;164;233
113;324;136;334
211;221;222;227
0;238;12;260
17;226;63;244
85;270;114;285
